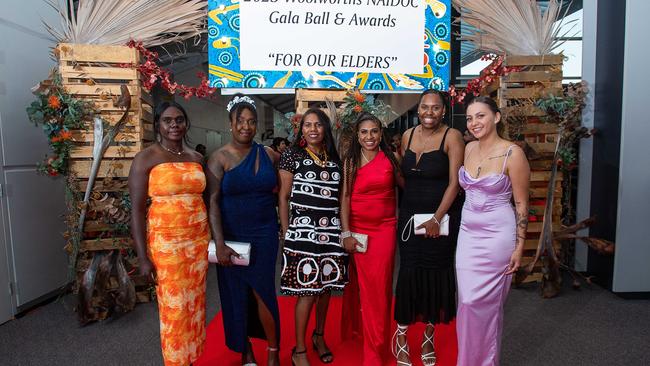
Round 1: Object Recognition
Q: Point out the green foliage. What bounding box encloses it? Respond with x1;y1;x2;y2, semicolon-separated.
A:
535;81;590;171
26;70;93;176
535;82;591;225
338;89;395;130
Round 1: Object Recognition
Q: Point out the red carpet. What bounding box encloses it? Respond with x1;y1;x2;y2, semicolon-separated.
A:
195;296;457;366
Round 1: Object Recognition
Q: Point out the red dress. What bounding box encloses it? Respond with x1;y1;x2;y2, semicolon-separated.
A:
342;151;397;365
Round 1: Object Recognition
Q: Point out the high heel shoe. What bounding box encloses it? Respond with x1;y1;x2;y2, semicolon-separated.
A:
421;326;437;366
291;347;307;366
392;325;412;366
311;330;333;363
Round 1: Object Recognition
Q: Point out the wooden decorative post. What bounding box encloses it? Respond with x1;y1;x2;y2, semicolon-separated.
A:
56;43;155;317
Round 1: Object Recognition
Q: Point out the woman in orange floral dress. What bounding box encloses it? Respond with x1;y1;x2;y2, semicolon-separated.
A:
129;102;209;366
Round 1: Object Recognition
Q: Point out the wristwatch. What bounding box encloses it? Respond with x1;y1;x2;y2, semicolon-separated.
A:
341;231;352;239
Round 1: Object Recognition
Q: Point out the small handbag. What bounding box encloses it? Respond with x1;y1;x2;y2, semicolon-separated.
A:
401;213;450;242
351;232;368;253
208;240;251;266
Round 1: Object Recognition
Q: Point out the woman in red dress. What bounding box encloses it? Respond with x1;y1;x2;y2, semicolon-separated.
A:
340;113;403;365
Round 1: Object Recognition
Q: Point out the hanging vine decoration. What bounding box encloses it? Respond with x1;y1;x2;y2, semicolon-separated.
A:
449;54;521;106
121;40;218;100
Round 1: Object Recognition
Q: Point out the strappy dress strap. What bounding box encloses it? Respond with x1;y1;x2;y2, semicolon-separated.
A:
406;127;417;150
439;127;450;150
500;145;517;174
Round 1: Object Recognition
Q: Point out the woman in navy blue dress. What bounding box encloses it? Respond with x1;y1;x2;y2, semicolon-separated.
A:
206;94;281;366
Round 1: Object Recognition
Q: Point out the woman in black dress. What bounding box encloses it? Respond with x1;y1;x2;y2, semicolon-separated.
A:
278;108;347;366
393;90;465;366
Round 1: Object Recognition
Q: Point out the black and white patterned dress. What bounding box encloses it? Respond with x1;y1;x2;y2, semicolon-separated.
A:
279;147;348;296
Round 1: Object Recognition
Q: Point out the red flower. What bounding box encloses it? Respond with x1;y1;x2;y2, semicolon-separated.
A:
48;95;61;109
59;130;73;141
353;90;365;103
353;105;363;113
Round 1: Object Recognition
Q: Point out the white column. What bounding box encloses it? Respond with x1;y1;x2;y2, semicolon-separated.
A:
612;0;650;292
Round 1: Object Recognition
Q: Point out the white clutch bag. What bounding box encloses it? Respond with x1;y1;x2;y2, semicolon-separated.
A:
352;232;368;253
401;214;450;242
208;240;251;266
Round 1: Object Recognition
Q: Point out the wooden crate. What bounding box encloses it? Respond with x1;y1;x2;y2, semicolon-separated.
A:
295;89;348;115
483;54;564;283
56;43;155;311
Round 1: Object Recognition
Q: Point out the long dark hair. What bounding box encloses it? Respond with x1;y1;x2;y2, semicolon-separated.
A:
291;108;341;165
154;101;191;143
465;95;500;114
343;113;400;194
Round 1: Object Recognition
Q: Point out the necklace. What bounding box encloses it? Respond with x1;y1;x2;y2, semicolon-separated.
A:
361;150;376;164
474;145;505;178
419;124;444;142
159;143;184;156
306;147;328;167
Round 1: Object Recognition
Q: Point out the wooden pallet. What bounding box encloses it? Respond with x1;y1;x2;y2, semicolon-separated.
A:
56;43;154;314
295;89;348;115
483;54;564;283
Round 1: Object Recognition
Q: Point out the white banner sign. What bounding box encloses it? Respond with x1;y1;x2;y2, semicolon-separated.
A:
239;0;425;74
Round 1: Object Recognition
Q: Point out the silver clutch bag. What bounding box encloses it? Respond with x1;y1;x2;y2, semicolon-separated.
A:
352;232;368;253
208;240;251;266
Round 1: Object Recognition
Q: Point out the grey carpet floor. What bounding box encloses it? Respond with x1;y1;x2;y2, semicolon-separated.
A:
0;265;648;366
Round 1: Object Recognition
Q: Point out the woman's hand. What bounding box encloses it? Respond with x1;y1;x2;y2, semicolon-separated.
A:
506;249;523;275
342;237;359;253
216;242;239;266
280;226;288;240
139;257;156;282
417;217;440;238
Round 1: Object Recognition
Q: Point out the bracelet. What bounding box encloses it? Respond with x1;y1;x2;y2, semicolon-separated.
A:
341;231;352;239
431;215;440;226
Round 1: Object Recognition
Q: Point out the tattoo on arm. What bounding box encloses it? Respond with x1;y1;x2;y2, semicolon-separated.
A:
515;200;528;244
516;212;529;231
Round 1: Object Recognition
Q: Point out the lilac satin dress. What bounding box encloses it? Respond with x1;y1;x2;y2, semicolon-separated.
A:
456;146;516;366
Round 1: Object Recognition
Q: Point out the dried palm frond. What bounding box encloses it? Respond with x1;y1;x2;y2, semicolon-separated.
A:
453;0;577;55
44;0;206;47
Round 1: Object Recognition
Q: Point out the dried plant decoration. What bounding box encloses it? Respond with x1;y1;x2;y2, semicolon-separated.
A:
44;0;206;47
453;0;577;55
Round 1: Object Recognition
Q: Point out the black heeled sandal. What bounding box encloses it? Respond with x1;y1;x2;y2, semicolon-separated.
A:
291;347;307;366
311;330;333;363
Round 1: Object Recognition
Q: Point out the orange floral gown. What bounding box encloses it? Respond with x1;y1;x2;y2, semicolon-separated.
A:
147;162;210;366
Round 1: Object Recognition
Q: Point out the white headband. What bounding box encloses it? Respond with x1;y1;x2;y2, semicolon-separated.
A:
227;95;256;112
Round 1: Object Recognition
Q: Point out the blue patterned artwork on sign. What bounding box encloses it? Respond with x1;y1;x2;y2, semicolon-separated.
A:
208;0;451;91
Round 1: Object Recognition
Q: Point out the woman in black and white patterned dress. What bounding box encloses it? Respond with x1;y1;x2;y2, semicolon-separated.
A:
279;108;347;366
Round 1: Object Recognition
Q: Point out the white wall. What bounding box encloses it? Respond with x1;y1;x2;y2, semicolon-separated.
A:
576;0;598;271
173;67;275;154
613;0;650;292
0;0;68;317
173;68;229;154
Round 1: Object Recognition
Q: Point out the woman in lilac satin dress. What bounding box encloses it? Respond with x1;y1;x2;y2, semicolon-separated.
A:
456;96;530;366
